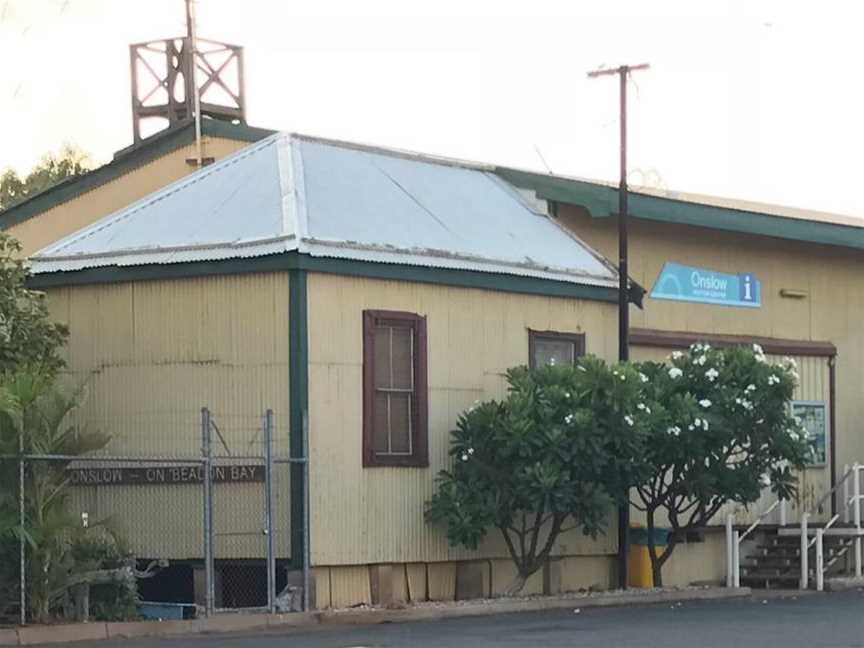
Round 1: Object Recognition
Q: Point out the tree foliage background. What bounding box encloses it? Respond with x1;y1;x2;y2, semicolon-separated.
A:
0;144;90;212
0;233;68;373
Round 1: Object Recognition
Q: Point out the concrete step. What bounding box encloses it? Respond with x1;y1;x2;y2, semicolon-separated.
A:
740;573;801;589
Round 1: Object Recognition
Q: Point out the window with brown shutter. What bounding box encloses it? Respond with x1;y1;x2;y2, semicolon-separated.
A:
363;310;428;467
528;330;586;368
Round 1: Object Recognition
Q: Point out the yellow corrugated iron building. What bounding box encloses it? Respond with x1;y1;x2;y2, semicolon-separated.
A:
5;126;864;606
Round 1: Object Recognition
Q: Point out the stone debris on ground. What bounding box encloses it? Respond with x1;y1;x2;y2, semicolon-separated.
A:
325;585;718;615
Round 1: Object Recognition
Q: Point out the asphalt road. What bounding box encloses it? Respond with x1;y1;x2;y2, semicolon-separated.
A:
57;592;864;648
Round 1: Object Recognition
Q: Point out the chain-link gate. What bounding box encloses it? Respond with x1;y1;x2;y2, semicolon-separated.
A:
202;408;298;614
3;405;308;625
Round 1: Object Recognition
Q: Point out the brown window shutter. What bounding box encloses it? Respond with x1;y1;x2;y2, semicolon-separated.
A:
362;310;429;468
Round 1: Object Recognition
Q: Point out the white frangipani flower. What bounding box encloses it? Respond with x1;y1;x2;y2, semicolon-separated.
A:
705;368;719;382
467;447;475;455
461;453;469;461
699;399;712;408
624;415;634;427
639;372;649;383
564;414;574;425
672;351;684;360
669;367;683;379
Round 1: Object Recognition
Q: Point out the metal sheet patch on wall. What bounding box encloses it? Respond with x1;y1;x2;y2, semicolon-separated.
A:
650;262;761;308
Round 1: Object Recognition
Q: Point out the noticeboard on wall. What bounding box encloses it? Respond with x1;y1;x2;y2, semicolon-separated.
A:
792;401;827;466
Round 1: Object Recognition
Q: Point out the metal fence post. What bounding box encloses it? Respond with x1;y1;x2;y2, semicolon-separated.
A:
201;407;215;616
732;530;740;588
815;529;824;592
18;427;26;626
302;409;310;613
264;409;276;614
855;465;862;578
725;514;734;587
843;464;851;524
800;512;809;590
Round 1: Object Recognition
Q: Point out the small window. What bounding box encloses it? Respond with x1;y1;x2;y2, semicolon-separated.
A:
363;310;428;467
528;330;585;368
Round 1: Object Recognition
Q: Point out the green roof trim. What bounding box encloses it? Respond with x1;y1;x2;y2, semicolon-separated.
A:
287;267;308;568
496;167;864;251
27;252;624;304
0;121;275;231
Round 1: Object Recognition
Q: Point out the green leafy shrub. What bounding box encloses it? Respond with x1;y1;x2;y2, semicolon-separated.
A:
631;343;809;585
426;358;646;594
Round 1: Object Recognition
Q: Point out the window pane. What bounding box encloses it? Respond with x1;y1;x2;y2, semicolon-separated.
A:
391;327;413;390
389;392;412;454
374;327;391;388
534;338;575;367
373;392;390;454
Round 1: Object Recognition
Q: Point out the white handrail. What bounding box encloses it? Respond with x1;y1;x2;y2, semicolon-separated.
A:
806;463;862;590
740;500;780;542
726;497;783;588
727;462;864;591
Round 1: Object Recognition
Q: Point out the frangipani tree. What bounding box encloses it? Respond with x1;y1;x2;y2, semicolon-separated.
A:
631;343;809;586
426;358;647;594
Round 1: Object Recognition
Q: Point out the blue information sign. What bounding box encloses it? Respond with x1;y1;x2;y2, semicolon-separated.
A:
650;262;761;308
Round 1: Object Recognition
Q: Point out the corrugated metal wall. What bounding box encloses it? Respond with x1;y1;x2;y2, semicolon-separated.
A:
560;206;864;501
306;272;620;567
49;273;291;559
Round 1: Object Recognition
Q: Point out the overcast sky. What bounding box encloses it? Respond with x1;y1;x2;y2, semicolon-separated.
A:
2;0;862;217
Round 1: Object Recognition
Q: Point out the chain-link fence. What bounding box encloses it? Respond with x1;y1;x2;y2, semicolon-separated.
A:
0;406;309;625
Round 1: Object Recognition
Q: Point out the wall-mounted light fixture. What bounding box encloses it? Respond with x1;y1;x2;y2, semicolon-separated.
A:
779;289;808;299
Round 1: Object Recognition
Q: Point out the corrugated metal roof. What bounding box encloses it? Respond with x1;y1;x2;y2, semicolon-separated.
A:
31;134;619;289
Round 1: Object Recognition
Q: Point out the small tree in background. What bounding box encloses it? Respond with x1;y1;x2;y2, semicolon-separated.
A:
0;233;68;374
631;344;809;586
0;144;90;212
425;358;647;595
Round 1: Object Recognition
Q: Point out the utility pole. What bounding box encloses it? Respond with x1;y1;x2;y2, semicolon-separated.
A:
587;62;649;590
185;0;204;168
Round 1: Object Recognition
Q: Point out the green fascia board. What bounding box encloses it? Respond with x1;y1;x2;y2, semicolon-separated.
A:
288;268;308;568
494;168;617;220
26;252;622;304
495;166;864;250
0;121;275;231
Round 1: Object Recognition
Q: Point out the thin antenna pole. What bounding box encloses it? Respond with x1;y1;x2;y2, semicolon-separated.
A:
588;62;649;592
186;0;203;168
